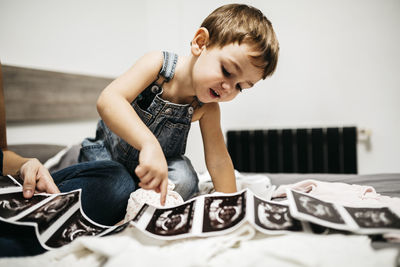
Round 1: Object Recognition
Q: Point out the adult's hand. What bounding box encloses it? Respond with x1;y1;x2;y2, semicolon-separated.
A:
19;158;60;198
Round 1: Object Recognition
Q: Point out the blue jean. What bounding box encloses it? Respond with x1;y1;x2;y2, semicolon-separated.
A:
53;160;136;226
167;155;199;200
80;136;200;201
0;160;136;257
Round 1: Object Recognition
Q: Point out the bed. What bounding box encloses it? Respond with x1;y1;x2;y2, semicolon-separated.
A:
1;63;399;266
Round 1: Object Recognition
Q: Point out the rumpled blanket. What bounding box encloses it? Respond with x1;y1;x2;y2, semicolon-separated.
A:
0;223;397;267
272;179;400;215
124;181;184;222
272;179;400;242
198;170;275;200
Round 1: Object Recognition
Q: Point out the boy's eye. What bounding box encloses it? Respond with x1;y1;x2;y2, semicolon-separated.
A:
236;84;243;92
222;66;231;77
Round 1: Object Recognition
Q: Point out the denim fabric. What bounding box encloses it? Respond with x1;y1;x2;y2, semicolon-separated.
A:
0;160;135;257
52;160;136;226
79;51;200;200
167;155;199;200
0;222;46;257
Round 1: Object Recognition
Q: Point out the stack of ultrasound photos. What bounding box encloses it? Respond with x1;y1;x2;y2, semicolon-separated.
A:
0;175;129;250
130;189;304;240
1;175;400;250
126;190;400;240
286;189;400;235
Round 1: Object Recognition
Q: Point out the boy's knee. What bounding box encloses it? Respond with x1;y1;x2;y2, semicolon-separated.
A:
168;156;199;200
57;160;137;225
103;161;136;198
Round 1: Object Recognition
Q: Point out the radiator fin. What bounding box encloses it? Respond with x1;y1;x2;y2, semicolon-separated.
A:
227;127;357;174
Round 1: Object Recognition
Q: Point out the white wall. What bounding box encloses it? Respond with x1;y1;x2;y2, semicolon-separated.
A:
1;0;399;174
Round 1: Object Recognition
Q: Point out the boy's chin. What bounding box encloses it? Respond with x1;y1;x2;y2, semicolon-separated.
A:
197;94;220;104
196;95;209;103
198;97;216;104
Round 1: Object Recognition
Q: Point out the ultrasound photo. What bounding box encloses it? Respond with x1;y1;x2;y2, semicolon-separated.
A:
0;175;21;189
0;192;49;219
345;207;400;229
146;201;195;236
254;195;302;232
45;209;107;248
103;222;129;236
18;191;80;233
132;203;149;223
203;191;246;232
291;190;345;224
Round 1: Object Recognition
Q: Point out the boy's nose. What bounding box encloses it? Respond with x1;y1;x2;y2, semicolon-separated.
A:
221;81;233;93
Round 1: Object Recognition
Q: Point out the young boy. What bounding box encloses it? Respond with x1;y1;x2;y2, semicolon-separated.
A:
79;4;279;205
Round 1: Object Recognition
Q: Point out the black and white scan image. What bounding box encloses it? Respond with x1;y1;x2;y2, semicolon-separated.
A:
146;201;195;236
133;203;149;223
292;190;345;224
45;209;107;248
0;192;49;219
254;195;302;232
0;175;21;188
18;191;80;233
103;222;129;236
345;207;400;229
203;191;246;232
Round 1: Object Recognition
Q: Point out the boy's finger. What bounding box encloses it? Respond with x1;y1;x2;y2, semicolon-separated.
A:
146;177;161;190
138;182;152;189
138;172;154;184
160;179;168;206
134;165;147;178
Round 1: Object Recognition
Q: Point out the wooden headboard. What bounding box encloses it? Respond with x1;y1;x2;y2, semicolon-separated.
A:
0;63;114;160
0;63;7;149
2;65;113;123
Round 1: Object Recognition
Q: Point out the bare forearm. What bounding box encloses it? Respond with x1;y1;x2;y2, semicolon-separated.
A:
97;90;159;150
3;150;59;198
206;157;237;193
200;103;237;193
97;84;168;205
2;150;30;175
96;51;163;152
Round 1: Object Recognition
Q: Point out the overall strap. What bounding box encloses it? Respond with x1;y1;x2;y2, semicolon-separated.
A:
135;51;178;109
159;51;178;83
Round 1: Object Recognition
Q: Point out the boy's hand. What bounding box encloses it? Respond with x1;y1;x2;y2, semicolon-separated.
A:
135;144;168;205
19;158;60;198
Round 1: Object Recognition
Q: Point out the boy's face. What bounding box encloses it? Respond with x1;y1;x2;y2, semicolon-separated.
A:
192;42;263;103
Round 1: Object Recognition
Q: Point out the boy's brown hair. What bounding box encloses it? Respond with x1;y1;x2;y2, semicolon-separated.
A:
201;4;279;79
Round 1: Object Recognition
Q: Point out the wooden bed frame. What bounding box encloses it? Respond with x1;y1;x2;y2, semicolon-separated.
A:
0;63;6;150
0;62;113;161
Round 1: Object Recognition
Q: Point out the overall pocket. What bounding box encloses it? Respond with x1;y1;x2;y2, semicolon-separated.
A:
116;137;139;166
133;101;152;125
157;120;190;158
79;139;112;162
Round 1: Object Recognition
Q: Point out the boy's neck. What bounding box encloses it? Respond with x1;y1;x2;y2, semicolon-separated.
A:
161;55;196;104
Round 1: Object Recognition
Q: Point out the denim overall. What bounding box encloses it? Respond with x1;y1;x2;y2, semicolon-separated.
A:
79;51;200;200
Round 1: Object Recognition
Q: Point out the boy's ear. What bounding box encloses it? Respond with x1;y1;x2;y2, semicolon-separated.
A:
191;27;209;56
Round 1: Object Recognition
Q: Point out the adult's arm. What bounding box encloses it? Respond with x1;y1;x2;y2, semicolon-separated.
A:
2;149;60;198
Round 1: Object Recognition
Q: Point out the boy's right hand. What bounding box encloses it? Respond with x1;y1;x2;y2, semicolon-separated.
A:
135;144;168;206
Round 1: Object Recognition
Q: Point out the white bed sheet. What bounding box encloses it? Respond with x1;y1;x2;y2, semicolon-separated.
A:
0;222;397;267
